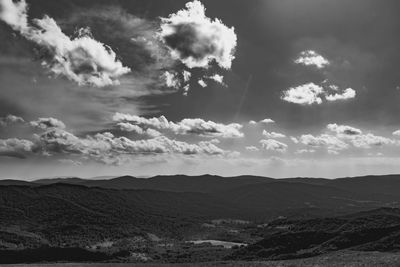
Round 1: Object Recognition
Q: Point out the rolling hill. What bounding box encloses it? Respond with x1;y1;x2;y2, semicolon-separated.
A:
34;174;274;193
229;207;400;261
2;175;400;263
3;174;400;221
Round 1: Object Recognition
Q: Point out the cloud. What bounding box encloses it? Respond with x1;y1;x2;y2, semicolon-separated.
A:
299;134;349;151
1;115;66;131
262;130;286;139
259;118;275;124
162;71;181;89
393;130;400;136
158;117;244;138
0;0;28;31
327;123;395;149
282;82;324;105
65;6;173;72
183;70;192;82
0;0;130;87
245;146;259;152
183;84;190;96
0;138;34;158
30;117;66;130
0;114;24;126
62;5;186;97
206;74;224;85
260;139;288;153
282;82;356;105
113;113;244;138
295;149;315;154
160;0;237;69
294;50;330;69
116;122;144;134
299;124;396;151
209;138;220;144
328;150;339;155
198;79;207;87
327;123;362;135
348;133;394;149
36;128;225;164
195;140;225;155
326;88;356;101
116;122;161;137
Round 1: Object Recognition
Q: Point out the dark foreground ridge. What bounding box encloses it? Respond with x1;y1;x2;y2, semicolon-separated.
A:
1;174;400;263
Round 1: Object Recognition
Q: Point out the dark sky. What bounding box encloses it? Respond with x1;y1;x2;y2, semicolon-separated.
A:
1;0;400;179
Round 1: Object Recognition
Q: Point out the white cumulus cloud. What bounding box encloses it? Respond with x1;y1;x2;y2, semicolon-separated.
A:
0;138;34;158
282;82;324;105
298;124;397;152
36;128;226;164
260;139;288;153
160;0;237;69
0;0;130;87
327;123;362;136
299;134;349;151
260;118;275;124
282;83;356;105
393;130;400;136
0;114;25;126
198;79;207;87
30;117;66;130
294;50;330;69
326;88;356;101
245;146;259;152
0;0;28;31
116;122;161;137
349;133;395;149
113;113;243;138
262;130;286;139
162;71;181;89
206;74;224;85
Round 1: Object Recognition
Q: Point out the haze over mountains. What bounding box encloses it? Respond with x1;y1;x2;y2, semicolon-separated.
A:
3;174;400;218
4;173;400;194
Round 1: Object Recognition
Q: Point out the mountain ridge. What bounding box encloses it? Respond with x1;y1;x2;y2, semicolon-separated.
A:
2;173;400;192
2;175;400;263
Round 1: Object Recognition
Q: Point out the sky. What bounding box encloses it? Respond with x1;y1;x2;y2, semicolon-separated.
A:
1;0;400;179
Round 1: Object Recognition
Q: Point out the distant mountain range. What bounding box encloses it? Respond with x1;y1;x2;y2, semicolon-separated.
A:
3;174;400;209
3;174;400;219
4;173;400;194
2;174;400;263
